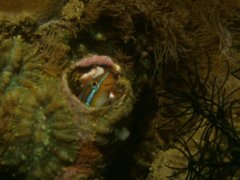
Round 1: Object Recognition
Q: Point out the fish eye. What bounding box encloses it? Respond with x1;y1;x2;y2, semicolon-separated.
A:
92;81;98;87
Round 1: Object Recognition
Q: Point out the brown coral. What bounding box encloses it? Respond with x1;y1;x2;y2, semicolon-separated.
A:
0;0;65;22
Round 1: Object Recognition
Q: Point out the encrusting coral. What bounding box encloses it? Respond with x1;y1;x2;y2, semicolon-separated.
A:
0;80;78;179
1;0;240;179
0;1;136;179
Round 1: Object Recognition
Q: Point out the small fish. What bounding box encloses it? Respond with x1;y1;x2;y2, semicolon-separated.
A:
79;71;116;107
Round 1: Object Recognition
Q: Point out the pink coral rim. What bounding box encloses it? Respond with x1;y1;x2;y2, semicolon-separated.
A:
75;55;115;68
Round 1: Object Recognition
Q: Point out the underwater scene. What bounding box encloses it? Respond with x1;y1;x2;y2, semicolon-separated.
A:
1;0;240;179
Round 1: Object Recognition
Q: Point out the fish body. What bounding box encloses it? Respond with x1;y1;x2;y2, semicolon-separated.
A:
79;71;116;107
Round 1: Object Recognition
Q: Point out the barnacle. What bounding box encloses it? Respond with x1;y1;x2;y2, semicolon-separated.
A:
62;55;135;144
0;80;79;179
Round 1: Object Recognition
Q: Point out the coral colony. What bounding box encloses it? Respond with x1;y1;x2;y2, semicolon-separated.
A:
0;0;240;179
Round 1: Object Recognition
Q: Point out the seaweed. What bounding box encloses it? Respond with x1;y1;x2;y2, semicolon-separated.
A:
158;55;240;179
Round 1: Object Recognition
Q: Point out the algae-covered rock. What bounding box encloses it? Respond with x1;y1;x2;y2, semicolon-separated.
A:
1;0;240;179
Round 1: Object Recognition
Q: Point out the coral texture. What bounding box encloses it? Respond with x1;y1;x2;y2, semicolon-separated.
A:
0;2;135;178
0;0;65;22
1;0;240;179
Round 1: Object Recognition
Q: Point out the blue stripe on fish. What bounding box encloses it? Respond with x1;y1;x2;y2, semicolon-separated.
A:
85;72;110;106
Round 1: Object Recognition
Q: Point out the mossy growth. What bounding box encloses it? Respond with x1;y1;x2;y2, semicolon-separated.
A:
0;79;79;179
0;36;47;95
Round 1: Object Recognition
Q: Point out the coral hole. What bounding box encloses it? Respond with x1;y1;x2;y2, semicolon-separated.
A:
67;64;124;107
